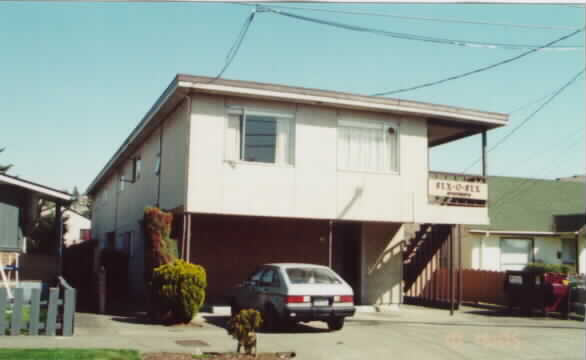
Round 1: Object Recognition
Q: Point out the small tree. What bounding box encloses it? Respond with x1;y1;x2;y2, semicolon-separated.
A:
227;309;263;355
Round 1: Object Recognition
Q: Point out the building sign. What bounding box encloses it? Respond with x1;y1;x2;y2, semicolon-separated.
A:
429;179;488;201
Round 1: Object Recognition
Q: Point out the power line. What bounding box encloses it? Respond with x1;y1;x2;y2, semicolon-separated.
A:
213;8;257;80
238;3;582;31
371;28;585;97
490;137;584;212
492;127;584;176
461;67;586;173
258;6;583;51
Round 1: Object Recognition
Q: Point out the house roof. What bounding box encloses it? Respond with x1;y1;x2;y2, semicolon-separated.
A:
86;74;508;195
473;176;585;233
0;173;73;203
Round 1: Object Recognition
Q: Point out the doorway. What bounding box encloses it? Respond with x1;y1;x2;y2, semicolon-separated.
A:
332;222;362;303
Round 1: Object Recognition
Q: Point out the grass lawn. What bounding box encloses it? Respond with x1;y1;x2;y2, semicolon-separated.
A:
0;349;141;360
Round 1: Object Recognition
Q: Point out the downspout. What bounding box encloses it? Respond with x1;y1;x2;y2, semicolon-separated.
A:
156;124;164;208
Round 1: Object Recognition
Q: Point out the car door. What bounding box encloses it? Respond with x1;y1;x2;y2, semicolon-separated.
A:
256;268;283;311
237;267;265;310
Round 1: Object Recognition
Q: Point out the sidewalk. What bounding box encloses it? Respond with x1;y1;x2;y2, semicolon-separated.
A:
0;305;582;359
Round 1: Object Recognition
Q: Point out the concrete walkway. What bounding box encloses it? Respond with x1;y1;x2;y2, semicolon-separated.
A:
0;305;583;360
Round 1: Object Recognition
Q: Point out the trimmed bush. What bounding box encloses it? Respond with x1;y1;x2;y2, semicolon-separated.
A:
151;259;207;323
524;263;572;275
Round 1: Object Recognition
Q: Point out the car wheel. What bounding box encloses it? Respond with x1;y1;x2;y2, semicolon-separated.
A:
327;317;345;331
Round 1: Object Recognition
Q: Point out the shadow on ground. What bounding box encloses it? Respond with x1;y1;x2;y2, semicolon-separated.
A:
202;315;330;334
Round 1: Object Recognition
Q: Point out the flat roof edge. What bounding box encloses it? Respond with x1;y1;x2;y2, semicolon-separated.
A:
177;75;508;126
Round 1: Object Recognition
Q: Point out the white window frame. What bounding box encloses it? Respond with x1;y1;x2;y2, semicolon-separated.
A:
225;107;295;166
336;117;400;174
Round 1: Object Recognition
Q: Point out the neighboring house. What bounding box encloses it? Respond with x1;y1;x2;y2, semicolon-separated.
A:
461;176;586;273
87;74;508;305
39;208;92;248
63;209;92;247
0;173;73;286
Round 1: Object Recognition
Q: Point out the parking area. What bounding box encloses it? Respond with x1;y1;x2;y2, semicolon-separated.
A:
0;305;583;360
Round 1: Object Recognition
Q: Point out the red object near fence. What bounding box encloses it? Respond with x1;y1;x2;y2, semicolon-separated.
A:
543;272;569;314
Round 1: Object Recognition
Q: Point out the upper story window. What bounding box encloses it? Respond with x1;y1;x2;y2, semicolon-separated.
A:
225;108;294;165
132;156;142;181
337;118;399;173
154;152;161;175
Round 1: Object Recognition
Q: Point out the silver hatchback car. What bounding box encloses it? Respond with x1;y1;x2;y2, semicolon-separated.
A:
228;263;356;331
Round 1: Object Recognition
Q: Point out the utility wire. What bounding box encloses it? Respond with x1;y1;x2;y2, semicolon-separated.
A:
259;6;583;51
239;3;582;31
371;28;585;97
460;67;586;173
213;8;257;80
490;137;584;212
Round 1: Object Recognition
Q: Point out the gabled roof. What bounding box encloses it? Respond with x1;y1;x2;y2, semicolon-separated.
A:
0;173;73;203
474;176;585;233
87;74;508;195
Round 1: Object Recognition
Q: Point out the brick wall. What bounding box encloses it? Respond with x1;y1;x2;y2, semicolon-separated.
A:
188;214;330;303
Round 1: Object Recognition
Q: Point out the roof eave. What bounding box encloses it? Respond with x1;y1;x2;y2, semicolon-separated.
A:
87;75;508;195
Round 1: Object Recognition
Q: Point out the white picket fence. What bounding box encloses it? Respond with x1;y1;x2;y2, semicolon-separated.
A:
0;277;75;336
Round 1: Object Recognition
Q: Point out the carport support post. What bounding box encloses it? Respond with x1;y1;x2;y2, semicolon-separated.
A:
449;224;455;316
328;221;333;268
481;131;487;177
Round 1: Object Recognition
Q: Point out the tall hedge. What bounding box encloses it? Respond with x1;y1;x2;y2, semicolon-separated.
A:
151;259;207;324
143;207;178;269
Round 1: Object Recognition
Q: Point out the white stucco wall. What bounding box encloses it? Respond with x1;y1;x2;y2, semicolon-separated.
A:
90;100;189;296
360;222;403;305
186;94;488;225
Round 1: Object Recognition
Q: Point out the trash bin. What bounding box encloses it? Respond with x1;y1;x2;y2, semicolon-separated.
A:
504;270;545;316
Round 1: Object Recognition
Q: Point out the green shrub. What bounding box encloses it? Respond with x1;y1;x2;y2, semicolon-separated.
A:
151;259;207;324
524;263;572;274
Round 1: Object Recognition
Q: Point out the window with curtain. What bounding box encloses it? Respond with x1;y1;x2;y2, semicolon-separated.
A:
337;119;398;172
225;108;293;165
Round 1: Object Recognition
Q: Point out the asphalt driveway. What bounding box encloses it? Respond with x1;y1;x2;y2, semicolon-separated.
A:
0;305;583;360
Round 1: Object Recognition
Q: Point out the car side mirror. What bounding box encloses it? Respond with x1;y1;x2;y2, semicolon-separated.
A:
243;280;256;287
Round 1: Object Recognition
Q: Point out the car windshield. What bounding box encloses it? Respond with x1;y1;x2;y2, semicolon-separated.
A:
285;267;342;284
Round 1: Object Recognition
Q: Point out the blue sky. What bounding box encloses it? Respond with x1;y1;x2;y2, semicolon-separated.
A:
0;2;584;193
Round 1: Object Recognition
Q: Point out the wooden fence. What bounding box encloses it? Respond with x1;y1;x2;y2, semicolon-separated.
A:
0;277;75;336
461;269;507;306
406;268;507;306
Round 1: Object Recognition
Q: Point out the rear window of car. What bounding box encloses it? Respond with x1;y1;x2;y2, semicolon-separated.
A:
285;267;342;284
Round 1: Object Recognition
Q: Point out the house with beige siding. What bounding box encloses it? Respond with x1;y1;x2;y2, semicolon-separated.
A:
87;75;508;306
462;176;586;274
